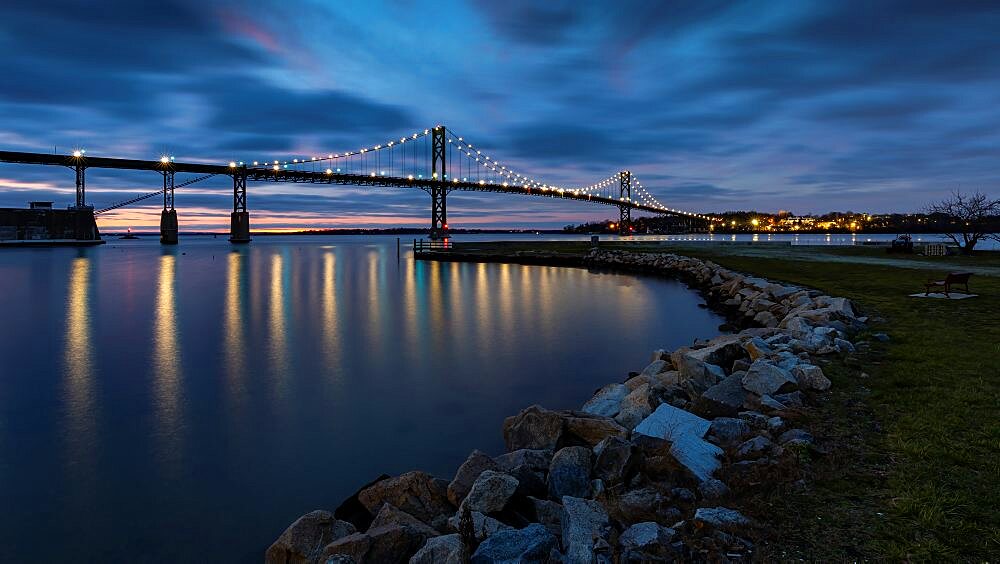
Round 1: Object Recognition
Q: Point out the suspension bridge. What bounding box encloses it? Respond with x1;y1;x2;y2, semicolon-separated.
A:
0;125;712;244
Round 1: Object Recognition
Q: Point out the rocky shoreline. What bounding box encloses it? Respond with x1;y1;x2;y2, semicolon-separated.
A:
267;248;875;563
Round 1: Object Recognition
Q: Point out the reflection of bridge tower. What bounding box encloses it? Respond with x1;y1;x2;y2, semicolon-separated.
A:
428;126;449;239
160;163;178;245
618;170;632;236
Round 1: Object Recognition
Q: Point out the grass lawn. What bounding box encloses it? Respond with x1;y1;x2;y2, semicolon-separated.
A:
443;241;1000;560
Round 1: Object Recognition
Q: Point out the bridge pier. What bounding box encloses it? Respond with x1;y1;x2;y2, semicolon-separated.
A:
229;165;250;243
160;169;178;244
429;186;448;239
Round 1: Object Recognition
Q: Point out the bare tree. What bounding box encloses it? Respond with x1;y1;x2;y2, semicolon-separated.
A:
925;190;1000;254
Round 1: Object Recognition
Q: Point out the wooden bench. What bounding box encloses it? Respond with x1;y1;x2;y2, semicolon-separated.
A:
924;272;973;296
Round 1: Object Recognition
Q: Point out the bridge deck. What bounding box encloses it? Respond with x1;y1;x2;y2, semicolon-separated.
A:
0;150;670;215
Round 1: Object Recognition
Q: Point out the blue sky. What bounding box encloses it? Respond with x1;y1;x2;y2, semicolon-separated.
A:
1;0;998;230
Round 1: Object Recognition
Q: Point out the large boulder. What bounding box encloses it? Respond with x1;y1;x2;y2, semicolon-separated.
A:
603;485;671;525
526;497;563;535
494;448;552;474
470;523;557;564
324;505;438;564
357;471;453;530
693;507;750;530
707;417;752;446
459;470;519;515
561;496;612;563
742;337;772;361
548;446;592;500
615;383;654;430
447;450;499;506
581;383;629;417
503;405;565;451
634;404;722;482
265;510;356;564
446;510;511;543
563;412;628;447
593;435;637;485
618;521;677;561
408;534;465;564
503;405;626;451
693;373;748;418
741;360;797;396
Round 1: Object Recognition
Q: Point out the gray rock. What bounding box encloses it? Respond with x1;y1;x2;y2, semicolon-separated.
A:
581;383;629;418
695;373;748;418
447;450;499;506
370;504;439;538
698;478;730;500
357;472;453;530
777;428;814;445
502;405;564;451
773;390;805;407
618;522;677;560
561;497;612;563
634;403;722;482
527;497;563;536
548;446;592;500
470;523;556;564
791;364;831;391
494;449;552;474
742;359;797;396
754;310;778;327
562;412;628;448
460;470;518;515
640;359;668;378
766;416;784;433
266;510;356;564
758;395;788;412
827;297;856;318
707;417;751;446
783;316;813;339
736;436;777;459
593;435;636;484
835;338;856;353
693;507;750;529
408;534;465;564
872;332;890;342
446;510;511;542
742;337;772;361
615;383;653;430
324;519;435;564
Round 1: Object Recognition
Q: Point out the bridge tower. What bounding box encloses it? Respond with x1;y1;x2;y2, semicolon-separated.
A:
229;165;251;243
429;126;449;239
618;170;632;236
73;158;86;208
160;166;179;245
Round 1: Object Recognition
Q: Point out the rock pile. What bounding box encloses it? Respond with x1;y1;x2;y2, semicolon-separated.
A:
267;250;865;563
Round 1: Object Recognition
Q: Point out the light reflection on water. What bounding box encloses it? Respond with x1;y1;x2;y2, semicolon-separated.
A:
0;235;724;563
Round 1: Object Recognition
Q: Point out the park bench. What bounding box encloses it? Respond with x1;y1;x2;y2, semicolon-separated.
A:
924;272;973;297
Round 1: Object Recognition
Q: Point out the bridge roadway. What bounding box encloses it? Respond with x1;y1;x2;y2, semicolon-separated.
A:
0;150;668;214
0;149;685;241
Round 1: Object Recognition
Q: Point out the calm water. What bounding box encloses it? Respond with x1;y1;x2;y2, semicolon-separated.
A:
0;235;725;563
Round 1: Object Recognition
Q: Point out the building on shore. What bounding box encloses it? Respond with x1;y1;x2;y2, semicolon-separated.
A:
0;202;104;246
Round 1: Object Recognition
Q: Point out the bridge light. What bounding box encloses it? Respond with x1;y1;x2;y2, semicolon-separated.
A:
370;172;376;177
328;154;333;158
229;161;237;168
161;156;170;164
273;165;280;171
453;178;458;183
479;180;485;185
72;150;82;157
336;168;341;172
408;175;414;180
326;169;332;174
253;161;259;166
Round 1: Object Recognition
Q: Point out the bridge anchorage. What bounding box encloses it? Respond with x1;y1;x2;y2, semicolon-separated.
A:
0;124;716;245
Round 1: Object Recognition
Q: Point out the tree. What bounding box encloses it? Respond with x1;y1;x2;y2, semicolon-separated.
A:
925;190;1000;254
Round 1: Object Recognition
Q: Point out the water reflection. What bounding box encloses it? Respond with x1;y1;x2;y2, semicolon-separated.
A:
63;256;95;479
268;252;290;390
224;251;247;405
321;251;341;373
153;252;183;471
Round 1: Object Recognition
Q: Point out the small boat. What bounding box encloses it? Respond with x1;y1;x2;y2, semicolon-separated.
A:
119;227;139;240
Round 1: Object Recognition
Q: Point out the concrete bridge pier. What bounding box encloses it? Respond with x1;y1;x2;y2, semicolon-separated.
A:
229;211;250;243
160;169;178;245
160;209;178;244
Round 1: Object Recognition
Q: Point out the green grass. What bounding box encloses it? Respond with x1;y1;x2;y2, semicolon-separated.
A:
444;241;1000;560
